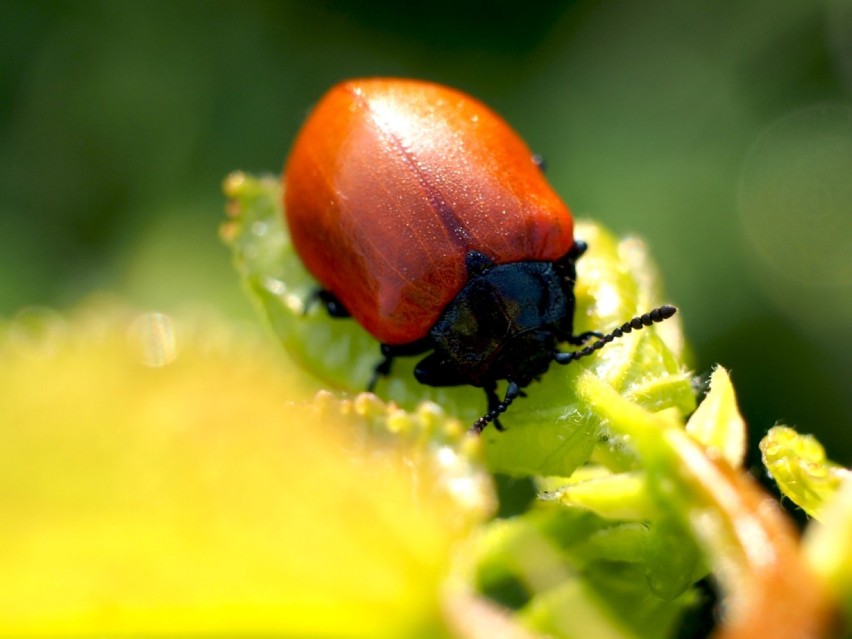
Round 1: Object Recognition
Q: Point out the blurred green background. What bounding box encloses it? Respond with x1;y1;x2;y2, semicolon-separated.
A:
2;0;851;463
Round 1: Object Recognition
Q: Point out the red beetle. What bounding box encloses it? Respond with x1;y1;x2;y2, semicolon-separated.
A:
284;78;674;432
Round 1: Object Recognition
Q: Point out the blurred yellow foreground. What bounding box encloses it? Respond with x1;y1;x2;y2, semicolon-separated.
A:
0;305;477;637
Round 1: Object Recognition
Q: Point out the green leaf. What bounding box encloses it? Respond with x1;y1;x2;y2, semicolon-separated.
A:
685;366;746;468
473;508;696;639
760;425;849;521
545;470;660;521
576;373;835;639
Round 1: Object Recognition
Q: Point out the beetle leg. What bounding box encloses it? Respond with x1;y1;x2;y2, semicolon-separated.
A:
307;289;351;318
567;239;588;260
368;353;394;392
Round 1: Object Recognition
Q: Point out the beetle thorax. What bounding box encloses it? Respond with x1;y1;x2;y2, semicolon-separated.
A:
425;261;575;388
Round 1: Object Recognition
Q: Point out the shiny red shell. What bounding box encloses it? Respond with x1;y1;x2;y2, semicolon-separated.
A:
283;78;575;345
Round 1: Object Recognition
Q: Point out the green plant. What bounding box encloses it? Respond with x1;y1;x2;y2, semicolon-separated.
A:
219;172;851;638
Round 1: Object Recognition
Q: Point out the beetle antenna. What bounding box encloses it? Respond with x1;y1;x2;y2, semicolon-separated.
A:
470;381;520;435
554;305;677;366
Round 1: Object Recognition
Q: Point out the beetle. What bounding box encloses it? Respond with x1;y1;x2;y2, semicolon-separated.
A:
283;78;675;433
